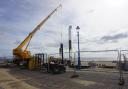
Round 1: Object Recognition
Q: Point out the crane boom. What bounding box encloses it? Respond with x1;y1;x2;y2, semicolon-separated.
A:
17;4;62;49
13;4;62;59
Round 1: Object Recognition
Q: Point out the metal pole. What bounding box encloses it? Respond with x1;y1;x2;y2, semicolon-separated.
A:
68;25;72;61
76;26;81;69
61;43;64;64
118;50;125;85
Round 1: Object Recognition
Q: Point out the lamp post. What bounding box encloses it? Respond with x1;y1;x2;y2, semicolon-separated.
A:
76;26;81;69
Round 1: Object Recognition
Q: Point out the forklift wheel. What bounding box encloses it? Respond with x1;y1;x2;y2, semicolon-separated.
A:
52;67;60;74
118;79;125;85
70;74;79;78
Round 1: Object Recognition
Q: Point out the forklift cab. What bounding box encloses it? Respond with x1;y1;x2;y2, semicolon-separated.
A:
47;56;66;74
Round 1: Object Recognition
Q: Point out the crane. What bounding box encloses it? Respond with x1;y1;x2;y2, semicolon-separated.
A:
13;4;62;68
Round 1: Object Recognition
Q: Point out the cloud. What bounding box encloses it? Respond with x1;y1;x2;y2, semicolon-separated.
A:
1;0;128;57
0;0;59;56
100;32;128;43
87;9;95;13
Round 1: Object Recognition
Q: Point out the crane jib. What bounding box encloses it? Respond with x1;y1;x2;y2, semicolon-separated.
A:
16;4;61;49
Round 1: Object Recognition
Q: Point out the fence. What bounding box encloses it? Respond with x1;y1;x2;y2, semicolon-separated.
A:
73;50;119;69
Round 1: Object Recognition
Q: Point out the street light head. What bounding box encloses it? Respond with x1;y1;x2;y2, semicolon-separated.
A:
76;26;80;30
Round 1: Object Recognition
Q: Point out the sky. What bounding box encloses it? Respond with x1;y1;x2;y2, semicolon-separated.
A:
1;0;128;57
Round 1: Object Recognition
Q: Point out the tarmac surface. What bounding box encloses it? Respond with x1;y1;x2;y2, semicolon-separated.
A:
0;68;128;89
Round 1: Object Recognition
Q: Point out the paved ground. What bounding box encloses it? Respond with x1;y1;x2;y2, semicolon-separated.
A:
0;68;127;89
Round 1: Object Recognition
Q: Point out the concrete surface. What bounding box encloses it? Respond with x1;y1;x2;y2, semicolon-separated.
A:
0;68;127;89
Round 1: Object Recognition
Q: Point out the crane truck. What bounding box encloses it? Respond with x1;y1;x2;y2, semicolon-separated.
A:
13;4;66;73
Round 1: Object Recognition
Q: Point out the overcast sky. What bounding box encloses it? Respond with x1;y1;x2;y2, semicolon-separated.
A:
1;0;128;57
